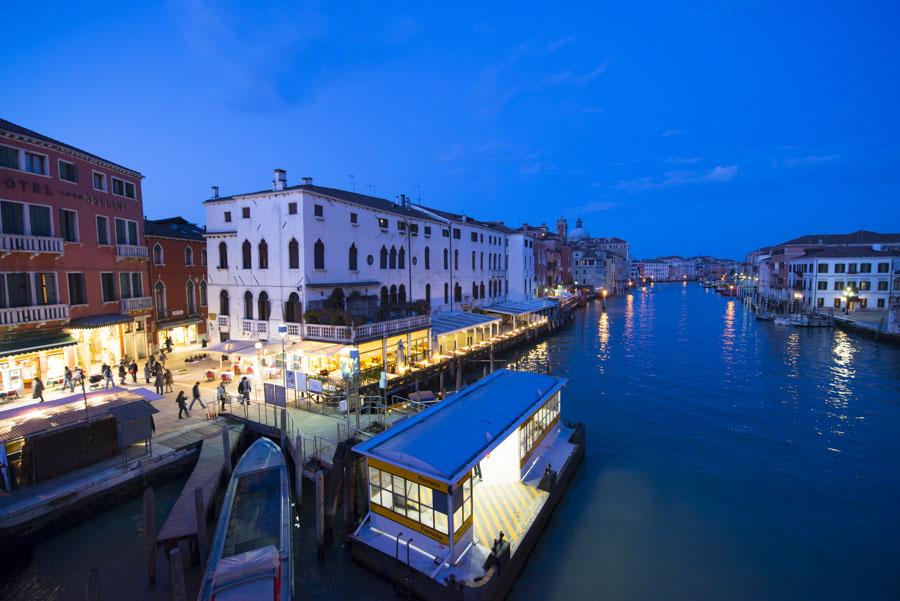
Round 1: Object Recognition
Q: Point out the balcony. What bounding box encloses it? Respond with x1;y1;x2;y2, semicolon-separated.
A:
0;303;69;326
241;319;269;337
218;315;230;328
0;233;64;256
298;314;431;344
121;296;153;312
115;244;149;260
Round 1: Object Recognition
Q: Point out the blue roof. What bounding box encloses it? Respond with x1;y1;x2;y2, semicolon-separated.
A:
431;311;500;336
483;298;558;316
354;369;566;484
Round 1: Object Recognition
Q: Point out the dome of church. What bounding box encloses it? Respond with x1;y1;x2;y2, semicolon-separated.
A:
568;218;590;241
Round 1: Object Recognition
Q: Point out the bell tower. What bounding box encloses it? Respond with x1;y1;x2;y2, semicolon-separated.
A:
556;216;568;242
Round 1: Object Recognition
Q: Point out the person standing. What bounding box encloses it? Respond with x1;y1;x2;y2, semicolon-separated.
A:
159;351;167;368
188;381;206;411
216;380;228;412
73;366;83;390
175;390;189;419
238;376;251;405
63;366;73;392
129;360;138;383
165;336;173;353
143;362;151;384
118;362;127;385
164;368;174;393
103;364;113;389
154;369;164;395
32;378;45;403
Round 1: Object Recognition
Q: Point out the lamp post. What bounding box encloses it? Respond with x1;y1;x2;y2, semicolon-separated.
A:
254;340;262;404
601;288;608;311
278;324;287;406
793;291;803;315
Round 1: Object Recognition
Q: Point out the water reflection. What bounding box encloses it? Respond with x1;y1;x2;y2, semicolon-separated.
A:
623;293;635;351
826;330;857;437
597;311;610;368
721;300;735;361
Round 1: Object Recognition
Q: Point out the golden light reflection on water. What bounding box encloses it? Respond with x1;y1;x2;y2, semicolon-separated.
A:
826;330;857;435
721;300;735;362
598;311;610;365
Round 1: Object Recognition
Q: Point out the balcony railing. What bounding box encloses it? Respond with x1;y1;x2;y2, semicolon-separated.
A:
121;296;153;312
0;303;69;326
295;314;431;344
241;319;269;337
0;233;64;255
218;315;230;328
115;244;149;259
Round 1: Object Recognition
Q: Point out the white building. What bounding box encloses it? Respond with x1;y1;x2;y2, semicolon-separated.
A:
787;245;900;312
204;171;531;345
571;249;614;291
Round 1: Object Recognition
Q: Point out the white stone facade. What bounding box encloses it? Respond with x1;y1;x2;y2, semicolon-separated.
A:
204;178;529;342
787;251;900;312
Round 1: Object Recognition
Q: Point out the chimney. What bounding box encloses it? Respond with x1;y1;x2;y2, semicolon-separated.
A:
211;185;219;199
872;243;883;251
302;176;313;186
273;169;287;191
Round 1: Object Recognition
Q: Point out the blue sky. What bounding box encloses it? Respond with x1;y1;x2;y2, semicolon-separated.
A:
5;1;899;258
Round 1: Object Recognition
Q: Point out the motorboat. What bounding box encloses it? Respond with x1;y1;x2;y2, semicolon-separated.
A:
774;314;835;328
198;438;293;601
756;310;775;321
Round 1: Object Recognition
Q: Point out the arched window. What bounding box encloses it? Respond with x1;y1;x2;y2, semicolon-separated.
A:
258;239;268;269
242;240;251;269
389;285;397;304
199;280;207;307
454;283;462;302
201;248;207;266
285;292;301;323
218;241;228;268
153;243;164;265
472;282;478;299
424;247;430;270
472;251;476;270
243;291;253;319
219;289;230;315
480;281;485;299
425;283;431;306
398;284;406;304
398;247;405;270
349;244;358;271
314;239;325;270
154;281;166;319
258;291;270;321
454;249;458;270
380;246;388;269
389;247;397;270
443;282;449;303
288;238;299;269
380;286;389;305
443;248;449;270
186;280;196;315
185;246;194;266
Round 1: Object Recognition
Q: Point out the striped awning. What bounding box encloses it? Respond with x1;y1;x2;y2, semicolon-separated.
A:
0;333;77;359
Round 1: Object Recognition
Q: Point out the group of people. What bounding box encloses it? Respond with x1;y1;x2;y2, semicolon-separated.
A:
99;359;140;390
175;376;252;419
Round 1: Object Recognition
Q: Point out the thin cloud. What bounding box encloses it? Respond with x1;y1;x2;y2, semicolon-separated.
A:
543;60;611;87
546;34;577;53
664;156;703;164
661;128;684;137
776;154;841;168
579;200;621;213
614;165;738;192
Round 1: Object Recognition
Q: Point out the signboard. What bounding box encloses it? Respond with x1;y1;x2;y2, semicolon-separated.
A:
295;371;306;392
263;383;287;407
307;378;323;394
285;369;296;390
379;371;387;390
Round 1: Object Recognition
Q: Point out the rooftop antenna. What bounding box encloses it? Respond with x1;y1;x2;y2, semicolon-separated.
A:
413;184;421;204
348;174;356;192
367;184;375;197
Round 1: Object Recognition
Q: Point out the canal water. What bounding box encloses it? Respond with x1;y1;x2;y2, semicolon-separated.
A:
3;283;899;600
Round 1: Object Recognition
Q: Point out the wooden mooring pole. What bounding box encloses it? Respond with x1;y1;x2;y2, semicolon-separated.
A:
169;548;186;601
439;370;445;398
316;470;325;560
221;426;231;477
295;433;304;506
143;487;155;584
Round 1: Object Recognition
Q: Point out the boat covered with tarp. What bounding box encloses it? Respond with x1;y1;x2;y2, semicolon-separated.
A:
198;437;292;601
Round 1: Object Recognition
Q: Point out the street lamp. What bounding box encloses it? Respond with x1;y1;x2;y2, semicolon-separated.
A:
254;340;263;404
793;291;803;314
601;288;608;311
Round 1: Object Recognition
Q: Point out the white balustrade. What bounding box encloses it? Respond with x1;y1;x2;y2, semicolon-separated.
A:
0;303;69;326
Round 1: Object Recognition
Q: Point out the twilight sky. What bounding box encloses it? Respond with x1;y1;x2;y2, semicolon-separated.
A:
4;1;899;258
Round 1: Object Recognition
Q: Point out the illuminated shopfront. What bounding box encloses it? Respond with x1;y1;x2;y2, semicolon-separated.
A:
156;317;202;349
0;333;77;395
69;314;149;372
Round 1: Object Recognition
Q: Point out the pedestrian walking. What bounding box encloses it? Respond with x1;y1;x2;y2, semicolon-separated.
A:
175;390;189;419
32;378;45;403
238;376;251;405
164;369;174;393
129;360;138;383
118;362;127;385
73;366;83;390
159;351;167;367
189;381;206;411
165;336;173;353
63;366;73;392
154;370;164;395
103;364;113;389
143;362;151;384
216;381;228;412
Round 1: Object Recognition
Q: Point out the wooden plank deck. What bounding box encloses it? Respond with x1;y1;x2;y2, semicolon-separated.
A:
156;424;244;551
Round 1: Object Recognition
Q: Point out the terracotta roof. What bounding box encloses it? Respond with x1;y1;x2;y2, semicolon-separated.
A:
776;230;900;247
0;118;142;177
797;245;900;259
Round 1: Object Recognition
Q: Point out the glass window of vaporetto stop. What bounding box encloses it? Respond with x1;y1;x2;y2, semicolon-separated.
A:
353;369;567;564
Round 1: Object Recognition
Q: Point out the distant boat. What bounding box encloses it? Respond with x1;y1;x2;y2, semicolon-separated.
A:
774;314;834;328
756;310;775;321
198;438;293;601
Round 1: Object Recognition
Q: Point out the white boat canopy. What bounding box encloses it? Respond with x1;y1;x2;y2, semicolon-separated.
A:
482;298;558;316
206;340;256;354
431;311;501;336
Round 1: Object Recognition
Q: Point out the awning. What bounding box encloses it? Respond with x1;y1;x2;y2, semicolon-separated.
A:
206;340;255;354
232;340;290;357
483;299;558;316
431;311;501;336
0;333;77;359
289;340;350;357
68;313;134;329
156;316;204;329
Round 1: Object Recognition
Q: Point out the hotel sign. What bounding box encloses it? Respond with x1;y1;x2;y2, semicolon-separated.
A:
2;177;126;211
